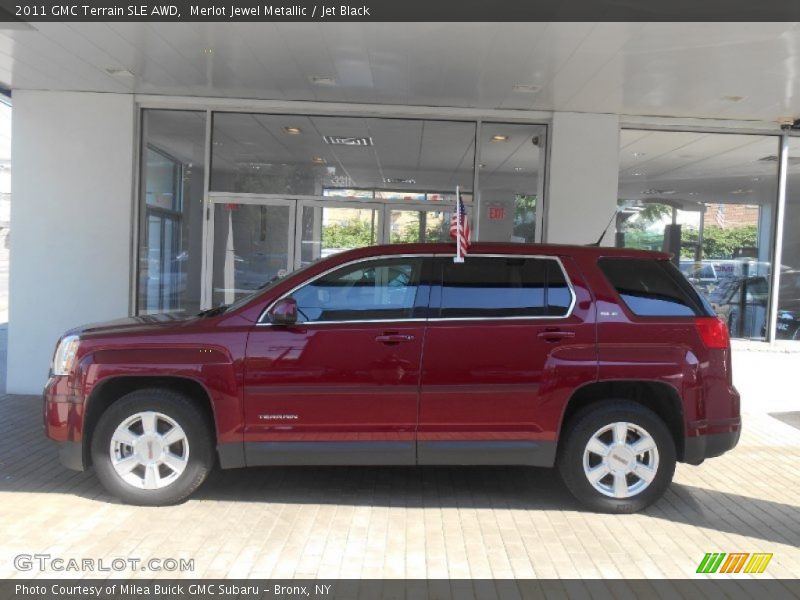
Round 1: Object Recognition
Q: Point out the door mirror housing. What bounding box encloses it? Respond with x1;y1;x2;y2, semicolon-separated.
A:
268;297;298;325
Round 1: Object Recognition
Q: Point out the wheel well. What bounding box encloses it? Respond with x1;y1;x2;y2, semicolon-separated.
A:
82;376;216;468
559;381;686;460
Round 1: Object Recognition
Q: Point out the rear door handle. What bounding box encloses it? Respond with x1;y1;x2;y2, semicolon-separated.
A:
375;333;415;344
537;330;575;342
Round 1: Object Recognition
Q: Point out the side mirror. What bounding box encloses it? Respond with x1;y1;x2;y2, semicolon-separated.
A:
268;297;298;325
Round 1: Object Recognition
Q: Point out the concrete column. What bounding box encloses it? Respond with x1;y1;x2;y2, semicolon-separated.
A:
8;91;135;393
545;112;620;246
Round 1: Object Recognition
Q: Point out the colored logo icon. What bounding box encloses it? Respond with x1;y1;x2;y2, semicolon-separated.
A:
697;553;773;574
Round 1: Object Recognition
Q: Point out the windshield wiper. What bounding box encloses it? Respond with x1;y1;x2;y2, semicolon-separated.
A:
197;305;228;318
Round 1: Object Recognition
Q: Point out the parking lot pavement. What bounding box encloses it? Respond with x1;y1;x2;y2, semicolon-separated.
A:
1;394;799;581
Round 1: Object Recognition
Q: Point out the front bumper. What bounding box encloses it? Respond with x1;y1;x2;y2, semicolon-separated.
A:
43;376;87;471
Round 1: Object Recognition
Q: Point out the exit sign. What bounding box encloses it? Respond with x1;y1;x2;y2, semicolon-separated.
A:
488;206;506;220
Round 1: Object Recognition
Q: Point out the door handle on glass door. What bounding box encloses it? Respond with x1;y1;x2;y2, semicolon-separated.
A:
375;333;415;344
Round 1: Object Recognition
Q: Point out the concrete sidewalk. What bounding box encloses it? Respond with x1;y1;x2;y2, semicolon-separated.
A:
0;395;798;580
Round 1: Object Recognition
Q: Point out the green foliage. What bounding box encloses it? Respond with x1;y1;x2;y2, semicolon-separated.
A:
322;219;376;249
681;225;758;259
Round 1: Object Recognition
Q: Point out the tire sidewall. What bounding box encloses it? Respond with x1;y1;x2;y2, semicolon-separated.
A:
91;389;213;506
557;401;677;514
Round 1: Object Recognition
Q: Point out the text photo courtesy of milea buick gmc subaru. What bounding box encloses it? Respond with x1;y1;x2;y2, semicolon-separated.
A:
43;243;741;513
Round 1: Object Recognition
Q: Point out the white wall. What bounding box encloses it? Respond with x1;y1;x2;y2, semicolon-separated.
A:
8;91;135;393
546;112;620;245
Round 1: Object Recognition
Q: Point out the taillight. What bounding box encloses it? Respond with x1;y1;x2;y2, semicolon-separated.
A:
695;317;730;349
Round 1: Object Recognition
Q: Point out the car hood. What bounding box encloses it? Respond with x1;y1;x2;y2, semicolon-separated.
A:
66;313;199;339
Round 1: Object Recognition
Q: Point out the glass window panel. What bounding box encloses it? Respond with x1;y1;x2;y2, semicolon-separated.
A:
299;204;380;267
290;258;423;322
389;209;452;244
617;130;779;339
376;191;427;202
477;123;547;243
779;138;800;341
438;257;567;318
323;188;374;199
212;203;292;306
211;114;475;199
599;258;712;318
137;110;206;315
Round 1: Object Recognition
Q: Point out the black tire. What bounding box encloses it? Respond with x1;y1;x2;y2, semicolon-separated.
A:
91;388;214;506
557;400;676;514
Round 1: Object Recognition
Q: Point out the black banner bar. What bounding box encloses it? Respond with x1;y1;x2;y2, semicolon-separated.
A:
3;0;800;22
3;579;800;600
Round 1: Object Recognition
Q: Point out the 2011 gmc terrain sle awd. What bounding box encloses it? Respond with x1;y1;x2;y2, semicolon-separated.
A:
43;242;740;512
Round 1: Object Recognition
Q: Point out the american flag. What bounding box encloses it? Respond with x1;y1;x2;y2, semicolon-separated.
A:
715;205;726;228
449;187;471;262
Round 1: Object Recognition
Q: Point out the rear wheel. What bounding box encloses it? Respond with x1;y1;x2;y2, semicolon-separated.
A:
91;389;213;506
557;401;676;513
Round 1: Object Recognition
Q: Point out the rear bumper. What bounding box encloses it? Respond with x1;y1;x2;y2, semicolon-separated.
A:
682;428;741;465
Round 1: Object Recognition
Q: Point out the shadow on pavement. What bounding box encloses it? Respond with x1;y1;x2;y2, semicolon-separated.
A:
2;394;799;550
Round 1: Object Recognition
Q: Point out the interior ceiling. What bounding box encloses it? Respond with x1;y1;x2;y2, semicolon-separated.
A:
2;22;800;123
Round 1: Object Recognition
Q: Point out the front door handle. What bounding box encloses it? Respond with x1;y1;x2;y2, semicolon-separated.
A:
537;330;575;342
375;333;415;344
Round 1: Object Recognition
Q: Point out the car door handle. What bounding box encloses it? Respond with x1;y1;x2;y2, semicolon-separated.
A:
537;330;575;342
375;333;415;344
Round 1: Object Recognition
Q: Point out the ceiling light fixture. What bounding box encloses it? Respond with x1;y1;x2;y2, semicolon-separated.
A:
491;135;509;142
514;167;524;172
632;152;646;157
284;127;302;135
384;177;416;184
201;48;214;55
631;172;644;176
323;135;373;146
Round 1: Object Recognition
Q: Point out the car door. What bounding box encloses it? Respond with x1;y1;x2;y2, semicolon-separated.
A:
417;254;596;466
242;255;431;465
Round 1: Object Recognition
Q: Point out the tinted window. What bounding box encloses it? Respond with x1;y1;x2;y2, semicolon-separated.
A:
439;257;572;318
291;258;423;323
599;258;713;317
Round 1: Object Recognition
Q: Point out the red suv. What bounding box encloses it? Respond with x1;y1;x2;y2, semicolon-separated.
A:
44;243;740;512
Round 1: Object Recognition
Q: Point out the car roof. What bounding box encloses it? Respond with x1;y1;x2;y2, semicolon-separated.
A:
325;242;672;262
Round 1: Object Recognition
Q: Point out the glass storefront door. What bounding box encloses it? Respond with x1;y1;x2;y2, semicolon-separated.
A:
386;207;454;244
210;199;295;306
297;200;382;268
206;196;469;308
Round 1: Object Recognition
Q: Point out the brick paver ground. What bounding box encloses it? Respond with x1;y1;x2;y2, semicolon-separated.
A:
1;394;798;580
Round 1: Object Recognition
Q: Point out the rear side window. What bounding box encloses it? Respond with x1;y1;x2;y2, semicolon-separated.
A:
598;258;713;317
438;256;573;318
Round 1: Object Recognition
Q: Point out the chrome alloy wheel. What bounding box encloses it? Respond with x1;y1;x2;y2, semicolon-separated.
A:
109;411;189;490
582;422;659;499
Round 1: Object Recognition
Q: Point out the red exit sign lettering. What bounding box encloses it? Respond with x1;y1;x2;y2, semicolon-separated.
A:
488;206;506;220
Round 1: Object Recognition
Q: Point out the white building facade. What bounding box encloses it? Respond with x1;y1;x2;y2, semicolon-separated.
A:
5;23;800;397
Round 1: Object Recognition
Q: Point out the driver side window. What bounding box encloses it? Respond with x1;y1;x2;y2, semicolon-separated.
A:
290;257;423;323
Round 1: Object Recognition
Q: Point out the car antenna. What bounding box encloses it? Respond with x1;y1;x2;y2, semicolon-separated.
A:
587;208;619;247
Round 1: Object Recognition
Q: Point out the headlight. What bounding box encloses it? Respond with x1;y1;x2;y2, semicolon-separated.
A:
52;335;80;376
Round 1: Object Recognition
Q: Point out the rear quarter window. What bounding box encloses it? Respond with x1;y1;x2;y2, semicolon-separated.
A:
598;257;714;317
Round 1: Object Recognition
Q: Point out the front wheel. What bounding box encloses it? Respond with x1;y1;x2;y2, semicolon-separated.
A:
91;389;214;506
557;401;676;513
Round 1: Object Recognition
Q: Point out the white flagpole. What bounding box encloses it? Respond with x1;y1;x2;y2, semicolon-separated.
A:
454;185;464;263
